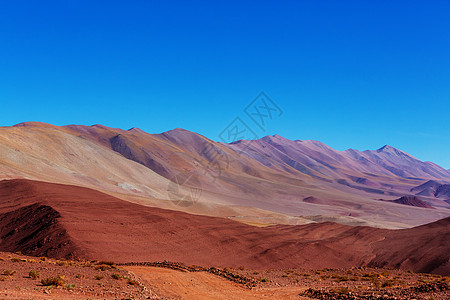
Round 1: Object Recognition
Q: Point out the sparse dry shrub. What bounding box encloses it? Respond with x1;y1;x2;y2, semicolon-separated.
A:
332;275;350;282
56;260;67;267
127;278;140;286
111;273;122;280
29;270;40;279
94;264;111;271
331;286;351;294
362;272;378;279
97;260;115;266
2;270;16;276
381;279;396;288
41;275;65;286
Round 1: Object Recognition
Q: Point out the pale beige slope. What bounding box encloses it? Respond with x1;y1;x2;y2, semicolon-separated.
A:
0;125;171;198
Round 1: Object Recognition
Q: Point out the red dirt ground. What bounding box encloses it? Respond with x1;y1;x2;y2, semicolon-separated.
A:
0;179;449;276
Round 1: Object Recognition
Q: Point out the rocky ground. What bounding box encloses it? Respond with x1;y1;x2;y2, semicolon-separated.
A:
0;252;157;299
0;252;448;299
234;266;450;299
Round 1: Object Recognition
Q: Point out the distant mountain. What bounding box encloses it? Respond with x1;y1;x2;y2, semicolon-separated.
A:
436;184;450;199
1;122;449;228
227;135;450;180
411;180;450;201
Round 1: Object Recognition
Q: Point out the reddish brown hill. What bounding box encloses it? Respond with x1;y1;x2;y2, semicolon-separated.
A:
0;179;449;275
391;196;435;209
369;217;450;275
0;203;82;258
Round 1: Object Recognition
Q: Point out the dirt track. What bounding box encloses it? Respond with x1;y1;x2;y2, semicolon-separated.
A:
126;266;307;299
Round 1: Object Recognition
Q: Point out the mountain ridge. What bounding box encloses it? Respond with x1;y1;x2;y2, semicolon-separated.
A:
1;122;449;229
9;121;444;164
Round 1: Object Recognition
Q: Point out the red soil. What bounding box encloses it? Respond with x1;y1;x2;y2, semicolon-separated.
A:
0;179;449;275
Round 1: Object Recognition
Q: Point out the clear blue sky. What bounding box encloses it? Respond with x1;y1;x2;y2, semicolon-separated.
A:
1;1;449;168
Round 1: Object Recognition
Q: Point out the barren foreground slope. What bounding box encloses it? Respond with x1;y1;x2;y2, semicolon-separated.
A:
0;179;448;275
1;252;448;300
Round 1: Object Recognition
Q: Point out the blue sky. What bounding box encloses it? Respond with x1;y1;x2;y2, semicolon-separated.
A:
1;1;449;168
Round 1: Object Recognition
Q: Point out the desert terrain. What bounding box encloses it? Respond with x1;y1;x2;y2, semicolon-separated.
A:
1;122;449;229
0;123;449;299
0;252;448;299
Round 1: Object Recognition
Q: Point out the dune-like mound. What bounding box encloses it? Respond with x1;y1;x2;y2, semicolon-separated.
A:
391;196;435;209
0;179;449;275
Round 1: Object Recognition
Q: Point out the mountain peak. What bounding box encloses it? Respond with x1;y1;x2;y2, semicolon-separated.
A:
158;128;209;143
13;122;57;129
160;128;194;135
260;134;289;142
377;145;396;152
127;127;145;134
375;144;412;157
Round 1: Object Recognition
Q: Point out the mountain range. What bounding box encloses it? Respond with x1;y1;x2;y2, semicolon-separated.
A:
1;122;449;229
0;122;449;276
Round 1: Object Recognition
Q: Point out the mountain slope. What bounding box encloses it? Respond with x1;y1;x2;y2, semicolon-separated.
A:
1;122;449;228
227;135;450;181
411;180;450;201
0;179;449;275
369;217;450;275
